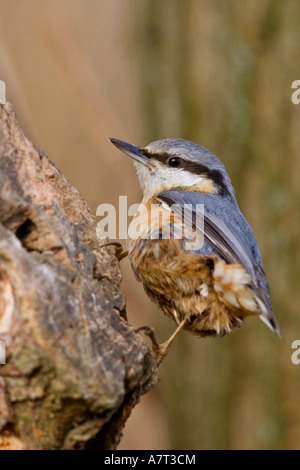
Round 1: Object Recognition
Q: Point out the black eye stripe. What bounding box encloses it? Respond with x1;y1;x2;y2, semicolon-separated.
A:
140;148;229;196
140;148;171;164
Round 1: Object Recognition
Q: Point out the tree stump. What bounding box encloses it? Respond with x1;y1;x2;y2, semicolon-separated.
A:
0;102;158;450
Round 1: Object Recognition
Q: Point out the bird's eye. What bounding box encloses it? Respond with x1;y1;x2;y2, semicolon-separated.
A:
167;156;182;168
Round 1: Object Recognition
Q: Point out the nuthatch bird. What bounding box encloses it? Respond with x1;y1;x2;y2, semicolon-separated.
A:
109;137;279;361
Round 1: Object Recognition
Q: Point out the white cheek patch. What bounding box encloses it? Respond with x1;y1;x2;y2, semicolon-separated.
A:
170;169;204;188
135;162;204;199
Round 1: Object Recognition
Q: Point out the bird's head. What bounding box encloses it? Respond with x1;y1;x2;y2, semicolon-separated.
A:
110;137;235;200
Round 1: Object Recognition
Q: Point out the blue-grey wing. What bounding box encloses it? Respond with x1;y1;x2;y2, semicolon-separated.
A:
157;190;279;335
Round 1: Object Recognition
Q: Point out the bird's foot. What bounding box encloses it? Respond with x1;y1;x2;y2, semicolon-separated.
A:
135;318;188;366
99;242;128;261
134;325;167;365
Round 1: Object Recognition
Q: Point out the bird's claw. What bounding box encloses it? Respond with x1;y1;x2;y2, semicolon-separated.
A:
134;325;168;365
99;242;128;261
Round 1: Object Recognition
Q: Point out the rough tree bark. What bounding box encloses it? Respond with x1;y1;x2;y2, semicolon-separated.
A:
0;102;158;450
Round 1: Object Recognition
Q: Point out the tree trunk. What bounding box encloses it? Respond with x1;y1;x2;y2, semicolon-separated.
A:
0;102;157;450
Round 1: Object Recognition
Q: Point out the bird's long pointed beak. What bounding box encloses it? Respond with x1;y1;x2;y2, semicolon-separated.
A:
109;138;150;166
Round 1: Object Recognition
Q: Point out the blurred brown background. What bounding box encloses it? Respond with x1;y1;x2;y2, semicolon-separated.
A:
1;0;300;450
